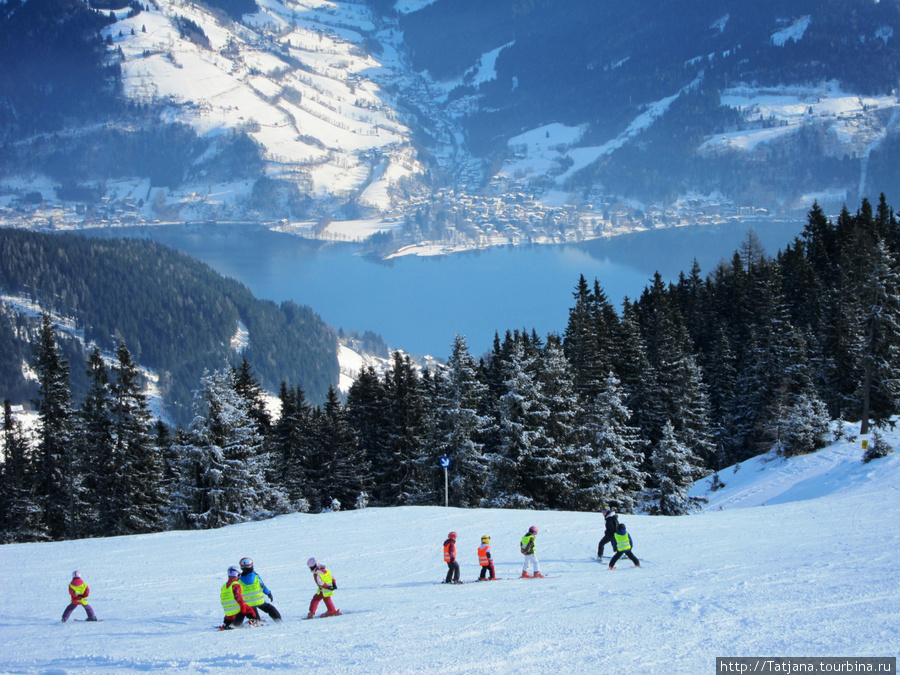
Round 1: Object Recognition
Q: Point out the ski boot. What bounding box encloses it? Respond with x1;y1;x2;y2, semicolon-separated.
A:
521;571;532;578
533;572;545;578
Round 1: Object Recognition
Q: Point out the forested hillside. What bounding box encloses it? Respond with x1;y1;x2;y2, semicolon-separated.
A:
4;197;898;544
0;229;338;422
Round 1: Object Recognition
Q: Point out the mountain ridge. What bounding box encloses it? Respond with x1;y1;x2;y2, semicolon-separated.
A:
1;0;899;256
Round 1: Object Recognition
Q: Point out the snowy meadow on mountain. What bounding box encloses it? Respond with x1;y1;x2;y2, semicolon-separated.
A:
2;426;898;673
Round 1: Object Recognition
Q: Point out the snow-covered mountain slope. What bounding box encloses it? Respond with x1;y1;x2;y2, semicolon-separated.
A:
2;425;898;673
104;0;424;213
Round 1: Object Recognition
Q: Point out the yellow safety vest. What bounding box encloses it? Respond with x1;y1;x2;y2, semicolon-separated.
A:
614;532;631;551
521;534;535;555
315;569;335;597
477;544;491;567
220;581;241;615
69;581;88;605
238;575;265;607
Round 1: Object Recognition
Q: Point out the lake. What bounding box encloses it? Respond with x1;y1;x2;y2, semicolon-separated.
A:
84;220;804;359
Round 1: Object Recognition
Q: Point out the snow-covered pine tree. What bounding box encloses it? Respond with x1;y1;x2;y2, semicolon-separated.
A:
563;276;618;403
171;369;275;529
644;421;707;516
33;314;78;540
430;335;492;507
569;371;647;513
534;337;578;509
488;338;556;508
612;300;660;445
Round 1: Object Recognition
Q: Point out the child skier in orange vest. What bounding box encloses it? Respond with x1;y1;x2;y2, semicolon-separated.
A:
477;535;496;580
443;531;461;584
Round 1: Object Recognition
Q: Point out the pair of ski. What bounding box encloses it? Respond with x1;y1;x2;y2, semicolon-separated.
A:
437;575;556;584
216;611;347;629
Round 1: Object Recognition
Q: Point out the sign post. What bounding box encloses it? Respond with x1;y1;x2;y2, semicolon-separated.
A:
439;456;450;507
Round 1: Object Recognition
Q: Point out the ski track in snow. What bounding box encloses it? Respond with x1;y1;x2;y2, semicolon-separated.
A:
2;437;899;672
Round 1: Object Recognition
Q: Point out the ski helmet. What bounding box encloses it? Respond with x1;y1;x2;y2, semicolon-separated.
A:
239;557;254;569
227;565;241;578
307;557;319;570
72;570;81;580
448;531;457;540
481;535;490;544
528;525;538;534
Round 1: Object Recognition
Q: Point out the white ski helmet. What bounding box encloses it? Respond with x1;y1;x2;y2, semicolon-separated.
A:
239;557;254;569
72;570;81;580
227;565;241;578
307;557;319;569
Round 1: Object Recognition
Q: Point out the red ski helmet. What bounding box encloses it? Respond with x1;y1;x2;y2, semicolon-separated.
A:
448;531;457;540
528;525;538;534
239;557;254;569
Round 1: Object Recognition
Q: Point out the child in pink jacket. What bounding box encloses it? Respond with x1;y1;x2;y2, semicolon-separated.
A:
62;571;98;622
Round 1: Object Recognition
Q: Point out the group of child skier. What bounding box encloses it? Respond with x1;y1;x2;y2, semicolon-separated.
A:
443;511;639;584
62;508;638;626
217;556;340;630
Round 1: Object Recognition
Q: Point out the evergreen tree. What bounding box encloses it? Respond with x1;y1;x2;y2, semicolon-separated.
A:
32;314;78;540
233;357;271;437
109;342;167;533
171;369;277;529
534;337;578;509
489;339;559;508
569;372;646;513
346;365;389;503
77;347;114;536
271;382;312;510
377;352;428;505
858;240;900;430
644;421;707;516
309;386;368;511
430;335;493;507
563;276;618;402
1;400;43;542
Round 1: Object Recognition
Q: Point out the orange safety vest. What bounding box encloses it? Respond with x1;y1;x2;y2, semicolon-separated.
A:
443;540;456;563
477;544;491;567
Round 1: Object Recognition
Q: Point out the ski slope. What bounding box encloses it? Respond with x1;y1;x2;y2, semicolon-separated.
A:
1;428;898;673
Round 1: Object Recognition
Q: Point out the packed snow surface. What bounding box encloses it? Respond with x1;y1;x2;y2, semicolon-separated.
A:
2;429;899;673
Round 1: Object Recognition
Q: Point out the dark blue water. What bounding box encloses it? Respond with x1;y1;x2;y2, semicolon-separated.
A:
85;220;803;358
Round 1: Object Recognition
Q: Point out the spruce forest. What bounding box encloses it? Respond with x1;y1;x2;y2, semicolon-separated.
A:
3;196;900;543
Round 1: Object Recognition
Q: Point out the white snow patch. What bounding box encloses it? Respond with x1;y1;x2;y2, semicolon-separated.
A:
771;16;811;46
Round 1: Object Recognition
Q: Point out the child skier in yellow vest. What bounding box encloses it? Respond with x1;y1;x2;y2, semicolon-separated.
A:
62;571;98;622
306;557;341;618
609;522;641;569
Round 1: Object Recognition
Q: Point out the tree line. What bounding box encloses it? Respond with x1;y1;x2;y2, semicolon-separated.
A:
3;196;899;543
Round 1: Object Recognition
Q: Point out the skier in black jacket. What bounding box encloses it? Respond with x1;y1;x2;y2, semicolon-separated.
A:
597;507;619;559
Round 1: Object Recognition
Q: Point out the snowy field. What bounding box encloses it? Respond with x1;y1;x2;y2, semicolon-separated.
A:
2;428;899;673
